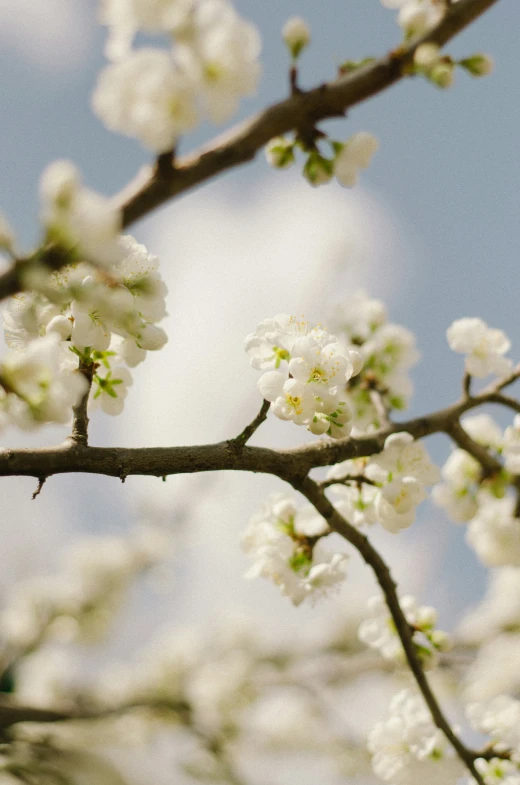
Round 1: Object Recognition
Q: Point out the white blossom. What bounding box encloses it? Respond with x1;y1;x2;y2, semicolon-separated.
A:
242;494;347;606
334;132;379;188
462;413;504;451
117;337;147;367
432;447;482;521
134;323;168;351
244;314;306;370
432;480;479;522
92;49;199;153
467;695;520;753
367;432;440;486
70;300;111;352
414;42;441;68
288;331;355;393
359;594;447;667
282;16;311;59
447;317;512;378
175;5;261;124
92;364;133;416
375;476;427;533
40;160;122;267
331;299;420;431
334;483;379;528
115;235;168;323
248;317;358;438
381;0;444;38
368;688;462;784
2;233;168;425
474;757;520;785
0;334;87;428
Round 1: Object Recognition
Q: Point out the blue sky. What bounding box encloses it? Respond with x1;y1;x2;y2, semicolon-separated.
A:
0;0;518;653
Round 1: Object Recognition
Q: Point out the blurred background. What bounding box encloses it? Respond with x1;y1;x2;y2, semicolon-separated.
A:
0;1;518;782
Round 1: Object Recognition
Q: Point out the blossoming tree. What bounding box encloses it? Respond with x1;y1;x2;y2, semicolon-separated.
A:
0;1;518;784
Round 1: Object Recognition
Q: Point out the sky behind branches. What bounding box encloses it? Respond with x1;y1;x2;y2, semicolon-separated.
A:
0;0;518;726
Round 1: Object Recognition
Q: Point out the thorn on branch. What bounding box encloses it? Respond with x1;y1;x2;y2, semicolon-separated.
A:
31;476;47;500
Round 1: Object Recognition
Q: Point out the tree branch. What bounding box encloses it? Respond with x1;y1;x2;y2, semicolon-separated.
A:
291;476;487;784
0;385;516;481
117;0;500;227
0;0;501;304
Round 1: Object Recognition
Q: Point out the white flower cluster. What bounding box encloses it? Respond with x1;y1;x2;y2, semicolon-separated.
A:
368;688;462;785
0;333;87;430
94;0;261;151
0;526;172;649
358;594;449;668
2;227;168;420
432;414;503;523
432;414;520;568
245;314;363;439
332;292;420;433
266;131;379;189
380;0;445;39
329;432;440;533
447;317;513;379
241;493;348;606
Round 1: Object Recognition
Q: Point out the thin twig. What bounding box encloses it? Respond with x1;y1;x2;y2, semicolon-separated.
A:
445;420;502;476
31;477;46;500
318;473;378;490
69;361;94;447
230;399;270;449
291;476;487;785
482;364;520;395
484;392;520;415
